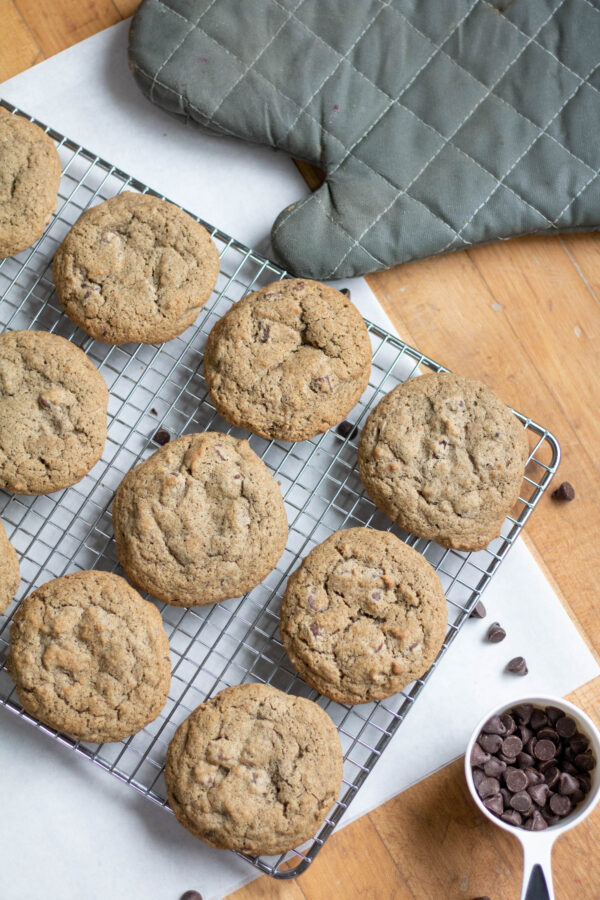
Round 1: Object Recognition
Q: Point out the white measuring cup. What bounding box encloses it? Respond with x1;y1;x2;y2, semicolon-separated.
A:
465;695;600;900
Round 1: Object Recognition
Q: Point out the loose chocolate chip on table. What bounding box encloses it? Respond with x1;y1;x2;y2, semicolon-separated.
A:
471;897;491;900
552;480;575;501
477;777;501;800
575;753;596;772
501;810;523;826
470;600;487;618
150;407;158;416
505;767;528;793
533;739;556;762
153;427;171;445
556;716;577;739
484;793;504;815
471;742;491;767
558;772;580;796
549;794;572;817
507;656;528;675
487;622;506;643
479;733;503;754
502;735;523;758
510;790;533;814
530;709;548;731
336;420;358;440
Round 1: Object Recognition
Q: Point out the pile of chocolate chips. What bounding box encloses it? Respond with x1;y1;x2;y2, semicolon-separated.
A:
471;704;596;830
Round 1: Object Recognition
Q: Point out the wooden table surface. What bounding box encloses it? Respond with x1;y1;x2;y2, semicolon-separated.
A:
2;3;599;898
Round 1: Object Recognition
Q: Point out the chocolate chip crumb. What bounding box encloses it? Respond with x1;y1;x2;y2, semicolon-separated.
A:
153;428;171;446
470;600;487;618
336;420;358;440
150;407;158;415
552;481;575;501
487;622;506;643
506;656;528;676
339;288;351;298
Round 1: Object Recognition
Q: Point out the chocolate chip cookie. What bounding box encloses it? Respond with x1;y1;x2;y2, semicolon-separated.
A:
0;108;61;258
0;330;108;495
165;683;343;855
358;373;529;551
112;432;288;606
53;191;219;344
280;528;447;705
7;570;171;743
203;278;371;441
0;521;20;615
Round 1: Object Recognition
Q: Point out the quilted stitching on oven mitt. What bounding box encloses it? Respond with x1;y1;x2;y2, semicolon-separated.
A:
128;0;600;280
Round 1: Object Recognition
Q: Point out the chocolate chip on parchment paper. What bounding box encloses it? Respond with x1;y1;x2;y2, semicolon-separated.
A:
336;420;358;440
153;427;171;446
506;656;528;676
470;600;487;618
487;622;506;643
552;481;575;501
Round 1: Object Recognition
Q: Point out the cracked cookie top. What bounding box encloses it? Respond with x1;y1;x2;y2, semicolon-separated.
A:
113;432;288;606
165;682;343;855
280;528;447;705
0;330;108;495
0;520;20;615
53;191;219;345
0;108;61;259
203;278;371;441
7;570;171;743
358;373;529;551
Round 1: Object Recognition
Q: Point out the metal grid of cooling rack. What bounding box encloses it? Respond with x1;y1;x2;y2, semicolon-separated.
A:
0;101;560;880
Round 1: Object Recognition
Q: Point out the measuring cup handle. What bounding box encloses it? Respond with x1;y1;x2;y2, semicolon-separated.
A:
520;836;555;900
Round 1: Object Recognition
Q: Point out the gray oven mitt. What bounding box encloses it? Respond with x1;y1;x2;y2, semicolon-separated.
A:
129;0;600;279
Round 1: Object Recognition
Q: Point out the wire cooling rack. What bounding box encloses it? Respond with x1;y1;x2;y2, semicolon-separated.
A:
0;101;560;880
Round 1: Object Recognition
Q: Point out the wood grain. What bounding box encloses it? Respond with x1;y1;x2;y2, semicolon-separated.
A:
2;2;599;898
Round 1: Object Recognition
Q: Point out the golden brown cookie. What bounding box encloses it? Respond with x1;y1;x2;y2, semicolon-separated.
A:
204;278;371;441
53;191;220;344
0;330;108;495
0;521;20;615
280;528;447;705
112;432;288;606
0;108;61;258
7;570;171;743
358;373;529;551
165;683;343;855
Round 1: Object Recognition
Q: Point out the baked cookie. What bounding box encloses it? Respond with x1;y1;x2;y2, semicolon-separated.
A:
0;108;61;258
53;191;219;344
358;373;529;551
204;278;371;441
0;330;108;495
7;570;171;743
0;521;20;615
113;432;288;606
280;528;447;705
165;683;343;855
